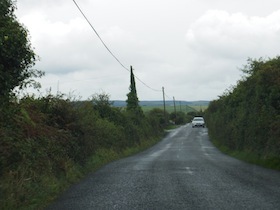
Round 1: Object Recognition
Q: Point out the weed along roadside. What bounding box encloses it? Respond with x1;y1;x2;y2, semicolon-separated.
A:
0;94;169;210
0;68;195;209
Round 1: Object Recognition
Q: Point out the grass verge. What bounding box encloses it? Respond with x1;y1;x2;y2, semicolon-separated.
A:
38;136;164;210
211;139;280;171
0;136;164;210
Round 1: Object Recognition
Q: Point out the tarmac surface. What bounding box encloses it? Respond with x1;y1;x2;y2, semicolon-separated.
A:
46;124;280;210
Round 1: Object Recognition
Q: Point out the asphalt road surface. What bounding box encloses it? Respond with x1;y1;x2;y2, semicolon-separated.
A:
46;124;280;210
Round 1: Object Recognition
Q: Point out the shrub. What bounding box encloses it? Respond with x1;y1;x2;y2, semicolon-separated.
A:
205;57;280;168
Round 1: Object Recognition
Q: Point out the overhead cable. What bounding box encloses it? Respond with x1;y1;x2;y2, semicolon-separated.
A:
72;0;162;92
72;0;129;71
133;68;161;92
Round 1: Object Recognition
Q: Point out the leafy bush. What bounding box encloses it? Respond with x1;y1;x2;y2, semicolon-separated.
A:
169;111;187;125
146;108;167;131
0;93;165;209
205;57;280;169
0;1;166;208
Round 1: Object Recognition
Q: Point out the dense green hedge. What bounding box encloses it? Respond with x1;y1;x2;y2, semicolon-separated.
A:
0;94;165;209
205;57;280;169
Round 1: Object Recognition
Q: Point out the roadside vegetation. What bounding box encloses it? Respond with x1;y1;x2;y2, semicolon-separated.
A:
205;57;280;170
6;0;280;209
0;92;168;209
0;87;194;210
0;2;197;209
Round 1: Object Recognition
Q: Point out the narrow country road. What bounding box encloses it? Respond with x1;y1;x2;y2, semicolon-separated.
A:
46;124;280;210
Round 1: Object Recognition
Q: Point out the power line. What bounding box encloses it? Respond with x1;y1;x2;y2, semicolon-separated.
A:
72;0;129;71
132;67;161;92
164;92;172;99
135;75;161;92
72;0;162;93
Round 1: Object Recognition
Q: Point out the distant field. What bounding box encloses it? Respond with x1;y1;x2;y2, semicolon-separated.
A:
190;106;208;112
141;104;197;113
112;100;209;113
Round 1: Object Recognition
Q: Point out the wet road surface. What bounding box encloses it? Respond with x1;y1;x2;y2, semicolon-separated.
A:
46;124;280;210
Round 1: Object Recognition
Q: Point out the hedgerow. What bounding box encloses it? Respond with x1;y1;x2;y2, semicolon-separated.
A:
205;57;280;169
0;93;167;209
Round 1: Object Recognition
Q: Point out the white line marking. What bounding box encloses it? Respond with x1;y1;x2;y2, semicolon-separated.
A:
185;167;194;175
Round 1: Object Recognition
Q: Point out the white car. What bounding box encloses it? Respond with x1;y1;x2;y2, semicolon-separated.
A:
191;117;205;128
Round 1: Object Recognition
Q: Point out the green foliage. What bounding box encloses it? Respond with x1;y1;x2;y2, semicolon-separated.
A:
0;93;165;209
0;2;165;209
205;57;280;169
141;104;197;114
126;66;144;118
170;111;187;125
91;93;113;117
146;108;167;130
0;0;43;104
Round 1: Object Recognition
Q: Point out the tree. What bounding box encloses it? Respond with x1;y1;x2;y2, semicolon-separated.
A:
91;93;114;119
0;0;43;103
147;108;166;130
126;66;143;117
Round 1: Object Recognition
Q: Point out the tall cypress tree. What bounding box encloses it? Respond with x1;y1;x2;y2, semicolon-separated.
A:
126;66;143;117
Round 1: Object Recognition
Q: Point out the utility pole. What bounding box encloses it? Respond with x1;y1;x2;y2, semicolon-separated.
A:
173;96;177;124
162;87;167;125
179;101;182;112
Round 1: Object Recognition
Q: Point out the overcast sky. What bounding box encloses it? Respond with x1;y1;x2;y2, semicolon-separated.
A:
16;0;280;101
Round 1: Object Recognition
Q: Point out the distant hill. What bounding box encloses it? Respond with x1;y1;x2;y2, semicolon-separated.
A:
111;100;210;107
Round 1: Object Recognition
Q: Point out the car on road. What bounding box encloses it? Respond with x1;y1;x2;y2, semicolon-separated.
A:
191;116;205;128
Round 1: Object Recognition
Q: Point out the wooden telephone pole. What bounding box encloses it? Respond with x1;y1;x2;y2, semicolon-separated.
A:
173;96;177;124
162;87;167;125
